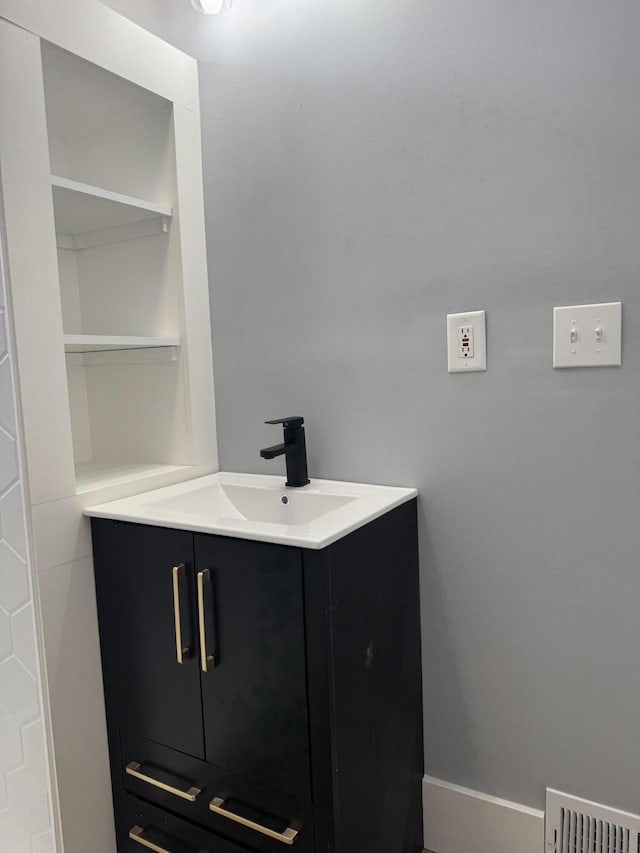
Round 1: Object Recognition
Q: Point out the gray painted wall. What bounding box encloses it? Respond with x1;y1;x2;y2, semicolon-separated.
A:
198;0;640;813
104;0;640;814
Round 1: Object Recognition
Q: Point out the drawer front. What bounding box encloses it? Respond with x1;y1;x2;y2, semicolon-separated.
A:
120;731;314;853
117;791;246;853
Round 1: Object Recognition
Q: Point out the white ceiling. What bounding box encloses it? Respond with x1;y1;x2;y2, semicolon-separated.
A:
99;0;233;61
99;0;369;71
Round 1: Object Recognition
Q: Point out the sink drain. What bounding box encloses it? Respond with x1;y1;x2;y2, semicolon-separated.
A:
281;495;289;505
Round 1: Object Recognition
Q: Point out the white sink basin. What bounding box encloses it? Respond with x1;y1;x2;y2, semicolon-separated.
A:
85;472;417;549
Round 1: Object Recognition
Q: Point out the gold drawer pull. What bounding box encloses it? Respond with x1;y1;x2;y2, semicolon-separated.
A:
129;825;177;853
209;795;299;846
126;762;201;802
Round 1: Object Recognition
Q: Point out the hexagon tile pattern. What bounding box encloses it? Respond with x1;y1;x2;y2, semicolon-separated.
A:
0;286;55;853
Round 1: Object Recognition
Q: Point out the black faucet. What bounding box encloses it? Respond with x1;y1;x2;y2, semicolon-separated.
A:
260;417;310;487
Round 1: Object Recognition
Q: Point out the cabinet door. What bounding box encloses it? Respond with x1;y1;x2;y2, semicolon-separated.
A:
194;536;310;800
92;520;204;759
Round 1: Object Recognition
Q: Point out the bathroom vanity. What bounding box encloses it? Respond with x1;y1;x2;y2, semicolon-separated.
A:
86;474;424;853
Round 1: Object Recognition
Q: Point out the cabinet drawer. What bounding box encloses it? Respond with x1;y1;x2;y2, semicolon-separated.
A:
117;791;247;853
120;732;314;853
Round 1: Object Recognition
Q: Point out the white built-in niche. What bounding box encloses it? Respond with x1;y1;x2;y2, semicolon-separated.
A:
42;42;192;493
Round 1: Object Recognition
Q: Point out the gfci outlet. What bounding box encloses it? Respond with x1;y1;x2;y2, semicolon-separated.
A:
447;310;486;372
458;326;473;358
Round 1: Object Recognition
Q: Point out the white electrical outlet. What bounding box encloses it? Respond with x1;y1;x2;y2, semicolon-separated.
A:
447;310;486;372
458;326;473;358
553;302;622;368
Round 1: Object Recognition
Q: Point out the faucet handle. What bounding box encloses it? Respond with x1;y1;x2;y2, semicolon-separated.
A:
265;416;304;429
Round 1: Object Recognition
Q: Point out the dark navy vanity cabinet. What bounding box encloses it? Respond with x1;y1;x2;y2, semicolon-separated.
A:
91;500;423;853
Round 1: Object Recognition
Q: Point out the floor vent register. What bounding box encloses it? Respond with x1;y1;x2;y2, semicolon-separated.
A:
546;789;640;853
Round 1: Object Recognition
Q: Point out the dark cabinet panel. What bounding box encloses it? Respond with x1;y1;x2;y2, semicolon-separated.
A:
194;535;311;800
327;503;423;853
92;521;204;759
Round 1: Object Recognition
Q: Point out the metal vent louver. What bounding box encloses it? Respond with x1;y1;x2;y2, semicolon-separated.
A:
546;790;640;853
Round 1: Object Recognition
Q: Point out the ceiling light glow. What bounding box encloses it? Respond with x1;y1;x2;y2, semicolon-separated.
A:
191;0;232;13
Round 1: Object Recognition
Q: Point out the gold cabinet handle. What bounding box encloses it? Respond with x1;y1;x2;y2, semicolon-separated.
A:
197;569;215;673
172;564;191;664
129;825;178;853
126;762;201;802
209;795;299;846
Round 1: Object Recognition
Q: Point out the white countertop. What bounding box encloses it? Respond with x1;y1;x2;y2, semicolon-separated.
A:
84;471;418;549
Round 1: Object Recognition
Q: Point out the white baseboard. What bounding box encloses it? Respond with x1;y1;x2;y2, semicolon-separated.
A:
423;775;544;853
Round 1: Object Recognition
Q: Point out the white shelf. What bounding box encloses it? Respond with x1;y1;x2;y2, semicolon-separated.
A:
64;334;180;353
51;175;172;248
75;462;193;495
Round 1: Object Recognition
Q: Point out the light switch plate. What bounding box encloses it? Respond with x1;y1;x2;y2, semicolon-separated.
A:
447;310;486;372
553;302;622;368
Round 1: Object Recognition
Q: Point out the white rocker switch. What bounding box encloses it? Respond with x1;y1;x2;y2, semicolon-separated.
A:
553;302;622;368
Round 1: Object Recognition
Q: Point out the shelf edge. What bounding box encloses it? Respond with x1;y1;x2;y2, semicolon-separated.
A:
51;174;173;218
56;215;170;251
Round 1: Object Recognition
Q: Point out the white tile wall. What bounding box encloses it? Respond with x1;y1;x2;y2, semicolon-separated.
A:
0;253;55;851
38;557;115;853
